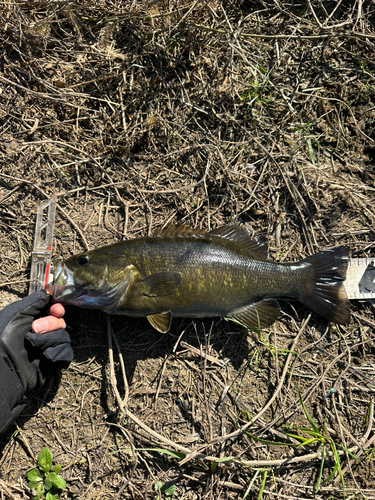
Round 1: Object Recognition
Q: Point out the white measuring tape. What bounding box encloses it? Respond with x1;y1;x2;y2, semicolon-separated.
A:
345;258;375;300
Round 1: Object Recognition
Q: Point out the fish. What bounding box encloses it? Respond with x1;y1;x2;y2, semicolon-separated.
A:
51;224;350;332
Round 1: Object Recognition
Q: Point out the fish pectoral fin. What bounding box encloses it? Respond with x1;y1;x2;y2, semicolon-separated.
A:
147;312;172;333
227;298;280;330
141;272;182;297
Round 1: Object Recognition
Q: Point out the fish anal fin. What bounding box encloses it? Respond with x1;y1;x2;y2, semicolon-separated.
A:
208;225;268;260
142;271;182;297
228;298;280;330
155;223;205;237
147;312;172;333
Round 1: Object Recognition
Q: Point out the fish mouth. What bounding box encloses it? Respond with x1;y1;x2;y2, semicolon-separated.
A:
52;263;85;303
51;262;120;310
52;285;86;302
51;260;135;311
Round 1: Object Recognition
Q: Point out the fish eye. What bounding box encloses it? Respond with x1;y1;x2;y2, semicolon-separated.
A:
77;255;89;265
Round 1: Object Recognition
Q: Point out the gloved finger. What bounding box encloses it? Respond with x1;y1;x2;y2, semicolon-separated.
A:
0;291;51;333
43;344;74;363
25;329;71;350
48;303;65;318
32;316;66;333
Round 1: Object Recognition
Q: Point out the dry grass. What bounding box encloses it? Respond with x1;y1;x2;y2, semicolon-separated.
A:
1;0;375;498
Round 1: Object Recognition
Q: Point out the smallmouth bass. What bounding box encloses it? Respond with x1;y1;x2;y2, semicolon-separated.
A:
52;224;350;332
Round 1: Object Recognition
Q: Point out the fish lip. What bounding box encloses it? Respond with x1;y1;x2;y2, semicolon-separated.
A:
52;263;84;303
52;284;85;302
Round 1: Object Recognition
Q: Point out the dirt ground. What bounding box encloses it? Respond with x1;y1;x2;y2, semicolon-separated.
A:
1;0;375;498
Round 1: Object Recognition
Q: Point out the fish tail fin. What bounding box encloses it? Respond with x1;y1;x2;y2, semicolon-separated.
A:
299;246;350;324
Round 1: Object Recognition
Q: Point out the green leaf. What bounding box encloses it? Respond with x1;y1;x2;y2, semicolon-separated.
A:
28;480;45;491
243;431;291;447
315;443;326;493
330;440;345;491
340;446;360;462
295;429;321;438
284;433;306;442
306;138;316;166
52;474;66;490
285;425;322;436
45;472;66;490
27;468;43;483
242;410;253;422
225;317;250;329
38;447;53;473
154;481;163;491
242;470;261;500
52;464;62;473
31;482;45;500
258;468;268;500
44;475;53;491
297;386;320;434
299;438;319;446
46;492;60;500
163;484;176;496
325;462;339;483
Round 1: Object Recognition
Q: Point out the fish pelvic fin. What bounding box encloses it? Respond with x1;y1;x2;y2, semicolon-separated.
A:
147;312;172;333
227;298;280;330
299;246;350;325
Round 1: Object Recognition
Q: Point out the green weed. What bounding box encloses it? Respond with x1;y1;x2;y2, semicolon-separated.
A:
242;469;261;499
258;468;268;499
227;313;295;374
237;66;274;117
154;481;176;500
364;448;375;461
292;118;321;164
245;387;359;494
27;447;66;500
256;330;297;360
165;30;188;53
285;387;358;493
276;248;286;258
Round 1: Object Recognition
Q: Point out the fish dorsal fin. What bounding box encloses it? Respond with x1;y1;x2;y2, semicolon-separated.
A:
227;298;280;330
147;312;172;333
155;223;205;237
208;225;268;260
141;271;182;297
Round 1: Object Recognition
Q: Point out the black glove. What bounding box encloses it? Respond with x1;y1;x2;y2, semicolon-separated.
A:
0;290;73;435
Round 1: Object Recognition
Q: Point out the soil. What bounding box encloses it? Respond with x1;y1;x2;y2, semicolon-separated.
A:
0;1;375;499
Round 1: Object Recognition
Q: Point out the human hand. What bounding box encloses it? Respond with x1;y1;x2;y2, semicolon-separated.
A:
0;290;73;435
32;302;66;333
